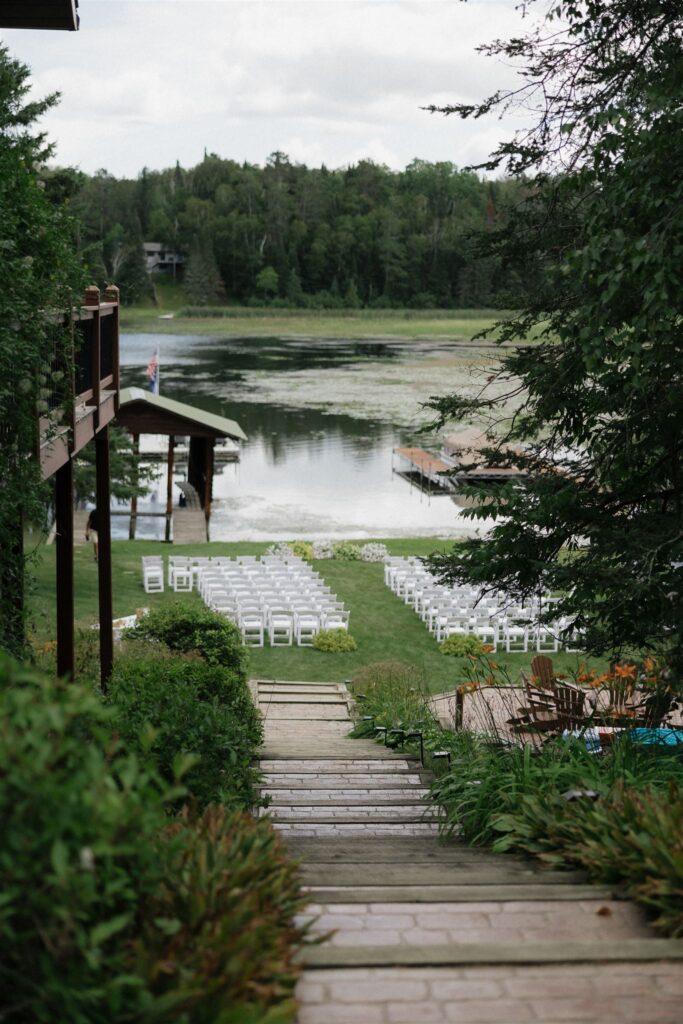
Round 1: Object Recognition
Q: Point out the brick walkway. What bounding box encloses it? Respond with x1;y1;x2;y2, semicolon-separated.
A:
254;679;683;1023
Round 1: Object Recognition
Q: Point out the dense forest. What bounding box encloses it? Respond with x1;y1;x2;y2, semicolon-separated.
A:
48;152;526;308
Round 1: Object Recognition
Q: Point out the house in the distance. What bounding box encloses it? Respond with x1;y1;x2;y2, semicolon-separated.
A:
143;242;184;275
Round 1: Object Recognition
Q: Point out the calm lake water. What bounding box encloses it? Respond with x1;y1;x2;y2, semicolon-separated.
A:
117;332;486;541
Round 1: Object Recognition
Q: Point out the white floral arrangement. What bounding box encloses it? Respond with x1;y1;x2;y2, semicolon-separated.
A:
312;539;334;559
265;542;295;557
361;542;390;562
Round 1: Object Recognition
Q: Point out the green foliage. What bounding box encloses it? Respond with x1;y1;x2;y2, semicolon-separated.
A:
312;629;358;653
426;0;683;666
184;238;224;306
73;425;158;504
107;648;262;810
68;150;523;309
349;660;435;738
427;728;683;934
0;654;306;1022
256;265;279;299
439;634;487;657
0;45;83;656
0;654;176;1022
128;601;248;679
332;541;363;561
132;803;310;1022
288;540;314;561
492;781;683;937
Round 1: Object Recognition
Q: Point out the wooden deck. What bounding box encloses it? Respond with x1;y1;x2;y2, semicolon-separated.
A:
173;508;208;543
393;447;451;475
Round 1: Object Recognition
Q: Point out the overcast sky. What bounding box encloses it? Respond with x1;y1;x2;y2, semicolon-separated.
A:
1;0;533;178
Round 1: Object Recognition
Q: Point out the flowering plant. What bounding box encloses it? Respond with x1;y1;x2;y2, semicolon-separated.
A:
312;540;334;559
361;543;389;562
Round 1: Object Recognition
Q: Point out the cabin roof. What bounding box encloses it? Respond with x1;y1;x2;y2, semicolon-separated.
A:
117;387;247;442
0;1;79;30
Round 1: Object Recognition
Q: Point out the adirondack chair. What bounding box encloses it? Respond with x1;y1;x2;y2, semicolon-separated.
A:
507;673;560;734
531;654;556;688
554;683;588;730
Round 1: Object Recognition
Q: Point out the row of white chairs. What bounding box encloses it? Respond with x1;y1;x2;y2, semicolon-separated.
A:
384;557;582;653
142;554;279;594
197;556;350;647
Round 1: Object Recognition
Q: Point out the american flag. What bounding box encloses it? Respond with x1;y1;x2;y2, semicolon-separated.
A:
146;348;159;395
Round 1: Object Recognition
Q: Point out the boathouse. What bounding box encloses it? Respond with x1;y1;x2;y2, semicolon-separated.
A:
116;388;247;543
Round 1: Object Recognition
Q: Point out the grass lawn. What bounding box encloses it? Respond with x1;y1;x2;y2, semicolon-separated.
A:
29;538;601;694
120;305;509;341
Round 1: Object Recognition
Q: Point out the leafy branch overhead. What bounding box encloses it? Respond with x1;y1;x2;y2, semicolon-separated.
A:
425;0;683;663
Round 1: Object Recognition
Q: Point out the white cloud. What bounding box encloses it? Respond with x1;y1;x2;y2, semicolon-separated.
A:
1;0;533;177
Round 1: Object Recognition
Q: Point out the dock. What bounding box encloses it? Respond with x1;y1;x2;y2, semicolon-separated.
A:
392;447;455;493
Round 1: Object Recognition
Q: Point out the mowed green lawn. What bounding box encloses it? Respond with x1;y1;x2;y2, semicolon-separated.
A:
120;306;508;341
30;538;600;693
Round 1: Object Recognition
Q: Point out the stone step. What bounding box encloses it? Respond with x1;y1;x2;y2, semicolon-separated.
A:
258;684;345;693
261;773;426;786
259;741;393;758
261;706;351;720
295;961;683;1024
262;789;431;802
265;805;440;822
254;679;345;687
259;694;348;704
299;938;683;969
299;899;650;946
260;758;414;770
275;822;441;837
264;722;352;737
305;883;616;902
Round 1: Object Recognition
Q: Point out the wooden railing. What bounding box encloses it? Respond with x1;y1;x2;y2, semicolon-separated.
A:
39;285;120;480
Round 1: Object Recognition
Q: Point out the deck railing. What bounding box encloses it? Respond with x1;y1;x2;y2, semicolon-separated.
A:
39;285;120;480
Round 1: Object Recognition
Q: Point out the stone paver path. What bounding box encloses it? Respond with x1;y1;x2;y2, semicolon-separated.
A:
254;679;683;1023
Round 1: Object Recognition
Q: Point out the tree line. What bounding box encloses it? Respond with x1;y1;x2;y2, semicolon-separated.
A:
50;154;527;308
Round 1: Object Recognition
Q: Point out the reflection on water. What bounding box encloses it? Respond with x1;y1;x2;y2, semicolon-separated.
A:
117;333;486;541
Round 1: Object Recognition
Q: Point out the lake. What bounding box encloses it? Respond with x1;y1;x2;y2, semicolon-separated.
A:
118;332;497;541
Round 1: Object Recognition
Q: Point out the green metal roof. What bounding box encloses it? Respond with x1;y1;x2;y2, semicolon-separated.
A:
118;387;247;441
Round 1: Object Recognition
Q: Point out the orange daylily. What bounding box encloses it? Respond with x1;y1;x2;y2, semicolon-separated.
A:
614;664;637;679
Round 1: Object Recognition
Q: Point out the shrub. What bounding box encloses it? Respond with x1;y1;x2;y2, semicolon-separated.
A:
0;654;173;1022
265;541;295;558
288;540;313;561
313;629;358;653
492;781;683;937
439;634;488;657
132;804;311;1022
361;542;389;562
127;602;247;680
108;652;262;810
312;539;334;559
332;541;363;560
0;656;307;1023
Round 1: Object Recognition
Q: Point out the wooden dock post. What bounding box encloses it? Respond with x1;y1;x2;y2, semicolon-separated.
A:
165;435;174;542
129;432;139;539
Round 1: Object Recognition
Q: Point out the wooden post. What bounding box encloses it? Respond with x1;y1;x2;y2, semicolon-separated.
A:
204;439;214;519
84;286;101;425
454;688;464;731
55;458;74;679
165;435;174;543
95;426;113;689
129;433;139;539
104;284;120;412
